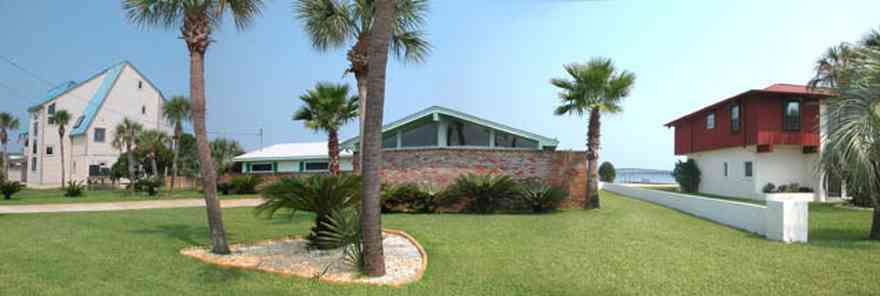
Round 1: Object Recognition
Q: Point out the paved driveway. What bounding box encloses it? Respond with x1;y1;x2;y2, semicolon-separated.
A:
0;198;263;214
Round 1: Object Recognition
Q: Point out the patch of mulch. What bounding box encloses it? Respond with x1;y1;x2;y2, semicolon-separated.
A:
180;230;427;286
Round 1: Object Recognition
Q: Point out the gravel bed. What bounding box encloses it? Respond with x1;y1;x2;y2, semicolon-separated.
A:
181;232;425;286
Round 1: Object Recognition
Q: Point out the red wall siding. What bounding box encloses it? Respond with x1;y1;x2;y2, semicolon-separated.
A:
671;92;821;155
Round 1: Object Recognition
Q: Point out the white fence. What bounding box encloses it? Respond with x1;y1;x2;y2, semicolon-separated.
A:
603;183;809;243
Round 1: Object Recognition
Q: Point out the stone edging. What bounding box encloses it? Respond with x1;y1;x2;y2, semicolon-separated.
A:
179;229;428;287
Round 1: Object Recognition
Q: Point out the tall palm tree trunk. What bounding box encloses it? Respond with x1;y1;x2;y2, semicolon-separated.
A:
2;142;8;182
328;129;340;175
360;0;394;277
150;152;159;178
355;72;368;173
585;108;601;209
127;138;136;193
59;133;66;188
171;132;180;192
190;48;231;255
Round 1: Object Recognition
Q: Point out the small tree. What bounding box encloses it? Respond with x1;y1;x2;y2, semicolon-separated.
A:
48;110;72;187
598;161;616;183
672;159;701;193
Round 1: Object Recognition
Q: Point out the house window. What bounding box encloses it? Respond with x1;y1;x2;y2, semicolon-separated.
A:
706;113;715;129
94;128;106;143
783;100;800;131
744;161;753;178
72;115;85;129
304;161;329;172
730;104;741;132
33;122;38;136
48;103;56;114
723;162;728;177
46;146;54;155
494;131;539;149
250;163;273;172
141;106;147;115
89;165;101;177
382;133;398;149
446;119;491;147
138;81;143;89
401;122;438;147
31;157;37;171
32;140;37;154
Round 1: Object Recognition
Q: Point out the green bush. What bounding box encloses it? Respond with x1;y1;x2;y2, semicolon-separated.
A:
519;178;568;213
1;180;25;200
672;159;701;193
64;180;86;197
381;182;442;213
217;182;233;195
599;161;616;183
229;175;262;194
314;208;364;271
134;177;163;196
446;174;522;214
256;175;361;250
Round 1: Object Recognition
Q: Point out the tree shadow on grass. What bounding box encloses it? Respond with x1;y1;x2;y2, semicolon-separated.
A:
129;224;210;246
196;263;247;284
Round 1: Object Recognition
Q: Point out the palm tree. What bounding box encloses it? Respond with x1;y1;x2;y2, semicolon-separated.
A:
293;82;359;175
210;137;244;177
551;58;636;209
48;110;72;187
112;118;144;193
163;96;192;191
818;47;880;240
124;0;265;255
295;0;430;164
808;43;858;89
0;112;20;182
357;0;395;277
137;129;171;178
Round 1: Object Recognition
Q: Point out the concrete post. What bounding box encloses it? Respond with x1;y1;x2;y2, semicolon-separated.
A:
764;196;811;243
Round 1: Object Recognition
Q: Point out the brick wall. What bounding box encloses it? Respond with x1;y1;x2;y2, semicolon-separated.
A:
357;148;587;208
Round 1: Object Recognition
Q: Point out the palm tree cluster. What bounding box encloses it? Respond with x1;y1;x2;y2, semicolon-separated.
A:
0;112;21;182
121;0;415;275
811;27;880;240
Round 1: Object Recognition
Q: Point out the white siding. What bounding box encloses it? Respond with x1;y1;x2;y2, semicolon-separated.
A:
755;145;821;199
687;146;759;199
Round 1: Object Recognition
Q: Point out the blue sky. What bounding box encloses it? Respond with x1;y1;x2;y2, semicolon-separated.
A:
1;0;878;170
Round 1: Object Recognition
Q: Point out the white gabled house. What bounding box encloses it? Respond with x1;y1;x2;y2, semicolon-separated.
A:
232;142;354;174
24;61;172;187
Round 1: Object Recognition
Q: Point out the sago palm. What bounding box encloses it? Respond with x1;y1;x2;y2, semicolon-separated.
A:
124;0;265;254
551;57;636;209
48;110;72;187
112;118;143;193
163;96;191;191
0;112;20;181
295;0;430;155
137;129;170;178
293;82;359;175
819;47;880;240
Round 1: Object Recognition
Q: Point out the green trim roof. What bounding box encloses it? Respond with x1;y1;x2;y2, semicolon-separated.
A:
340;106;559;149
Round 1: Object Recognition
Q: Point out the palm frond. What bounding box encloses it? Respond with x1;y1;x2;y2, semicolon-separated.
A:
295;0;357;51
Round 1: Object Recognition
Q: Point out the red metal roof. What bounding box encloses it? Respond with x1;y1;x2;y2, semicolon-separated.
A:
664;84;831;127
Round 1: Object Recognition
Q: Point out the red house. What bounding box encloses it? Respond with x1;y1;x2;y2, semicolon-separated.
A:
665;84;844;201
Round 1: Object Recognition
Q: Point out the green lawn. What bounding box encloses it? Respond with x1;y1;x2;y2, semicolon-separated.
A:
0;188;256;205
1;191;877;295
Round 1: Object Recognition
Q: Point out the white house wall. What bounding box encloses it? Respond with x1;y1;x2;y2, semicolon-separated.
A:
755;145;821;199
687;146;759;199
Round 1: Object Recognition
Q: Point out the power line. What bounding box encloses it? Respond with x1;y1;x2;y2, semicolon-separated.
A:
0;56;266;139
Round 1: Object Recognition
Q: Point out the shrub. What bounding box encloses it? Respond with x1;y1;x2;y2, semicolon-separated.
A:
314;208;364;271
229;175;262;194
785;182;801;193
256;175;361;250
64;180;86;197
381;182;442;213
134;177;163;196
446;174;522;214
762;183;776;193
798;186;814;193
519;178;567;213
217;182;233;195
1;180;25;200
598;161;616;183
672;159;701;193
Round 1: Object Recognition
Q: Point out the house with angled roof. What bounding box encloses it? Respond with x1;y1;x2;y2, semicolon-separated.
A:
23;61;172;187
665;84;846;201
234;106;588;206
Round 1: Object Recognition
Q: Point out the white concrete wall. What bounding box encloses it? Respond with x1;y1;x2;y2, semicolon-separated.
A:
687;146;759;199
603;183;809;243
